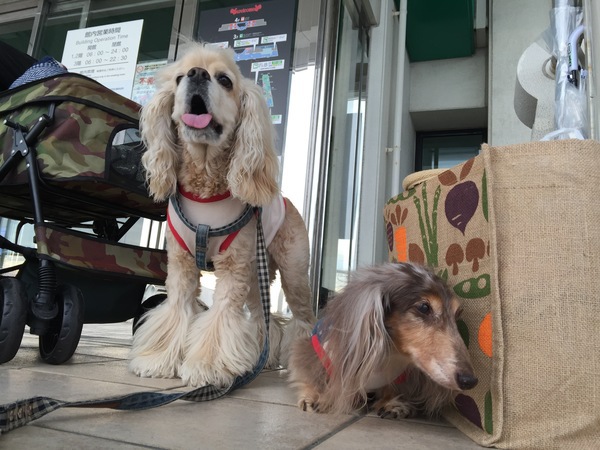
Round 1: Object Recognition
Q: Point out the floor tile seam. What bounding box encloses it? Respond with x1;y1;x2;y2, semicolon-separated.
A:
18;344;131;353
4;366;187;391
74;356;129;362
78;338;132;346
27;423;166;449
223;393;299;409
19;340;131;349
4;356;128;371
80;334;132;340
363;412;455;428
297;414;365;449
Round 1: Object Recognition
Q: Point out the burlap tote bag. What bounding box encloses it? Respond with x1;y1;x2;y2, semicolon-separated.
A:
383;139;600;449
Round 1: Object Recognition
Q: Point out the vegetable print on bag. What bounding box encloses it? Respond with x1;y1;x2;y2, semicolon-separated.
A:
384;155;494;435
386;140;600;448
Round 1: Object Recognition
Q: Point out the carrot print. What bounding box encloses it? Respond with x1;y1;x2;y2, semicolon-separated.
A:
394;226;407;261
478;312;493;357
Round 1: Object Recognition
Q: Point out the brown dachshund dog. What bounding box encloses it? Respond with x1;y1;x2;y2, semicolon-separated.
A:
288;262;477;418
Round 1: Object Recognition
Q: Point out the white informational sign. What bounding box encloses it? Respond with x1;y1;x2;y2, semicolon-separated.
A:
61;20;144;98
131;60;167;107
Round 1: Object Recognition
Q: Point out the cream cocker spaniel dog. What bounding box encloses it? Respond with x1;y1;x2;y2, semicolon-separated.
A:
129;43;315;387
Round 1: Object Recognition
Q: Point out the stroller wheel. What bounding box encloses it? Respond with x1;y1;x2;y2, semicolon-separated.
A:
0;278;28;364
39;284;85;365
132;293;167;335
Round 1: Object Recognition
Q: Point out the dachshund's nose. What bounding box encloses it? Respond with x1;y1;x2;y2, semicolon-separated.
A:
456;372;478;390
187;67;211;82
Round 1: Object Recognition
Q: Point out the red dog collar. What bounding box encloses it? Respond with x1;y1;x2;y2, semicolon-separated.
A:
311;322;332;377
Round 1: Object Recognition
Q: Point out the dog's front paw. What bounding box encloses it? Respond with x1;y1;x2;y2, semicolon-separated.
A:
179;361;235;388
375;398;415;420
181;308;260;387
295;385;323;413
299;397;321;413
129;354;180;379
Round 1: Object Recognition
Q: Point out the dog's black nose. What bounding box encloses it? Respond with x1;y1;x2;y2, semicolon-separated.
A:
456;373;478;390
187;67;211;82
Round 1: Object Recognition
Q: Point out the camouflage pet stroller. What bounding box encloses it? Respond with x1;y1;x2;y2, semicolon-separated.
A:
0;73;167;365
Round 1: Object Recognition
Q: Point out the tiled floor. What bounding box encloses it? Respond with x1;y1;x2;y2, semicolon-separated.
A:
0;322;482;449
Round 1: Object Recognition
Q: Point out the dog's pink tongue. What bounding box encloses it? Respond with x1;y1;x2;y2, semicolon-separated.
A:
182;113;212;129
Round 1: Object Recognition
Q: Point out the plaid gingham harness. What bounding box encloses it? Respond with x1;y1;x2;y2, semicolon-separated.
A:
0;208;272;435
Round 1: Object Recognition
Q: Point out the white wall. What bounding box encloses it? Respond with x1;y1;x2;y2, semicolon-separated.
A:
409;48;487;131
410;49;487;112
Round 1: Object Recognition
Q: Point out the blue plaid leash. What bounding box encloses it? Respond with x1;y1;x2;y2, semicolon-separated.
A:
0;208;271;435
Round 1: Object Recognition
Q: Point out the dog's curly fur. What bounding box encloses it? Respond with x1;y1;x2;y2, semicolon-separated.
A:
129;43;315;387
288;263;478;419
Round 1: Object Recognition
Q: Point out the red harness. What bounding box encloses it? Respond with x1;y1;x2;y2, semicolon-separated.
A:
311;329;332;376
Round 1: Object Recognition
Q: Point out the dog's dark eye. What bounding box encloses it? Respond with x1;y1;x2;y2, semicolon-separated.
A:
217;74;233;90
416;302;432;316
176;74;184;85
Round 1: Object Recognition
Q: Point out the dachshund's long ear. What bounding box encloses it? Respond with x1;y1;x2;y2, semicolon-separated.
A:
228;78;279;206
140;80;179;202
317;268;391;414
326;280;388;381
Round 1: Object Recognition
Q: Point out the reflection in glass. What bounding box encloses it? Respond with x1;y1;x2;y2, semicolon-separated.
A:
320;5;368;296
0;19;34;53
36;0;174;61
417;131;486;170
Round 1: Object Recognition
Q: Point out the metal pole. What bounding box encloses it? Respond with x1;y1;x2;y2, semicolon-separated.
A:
307;0;341;314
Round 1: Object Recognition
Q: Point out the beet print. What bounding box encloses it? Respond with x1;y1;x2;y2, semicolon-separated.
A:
386;222;394;251
445;181;479;235
455;393;482;429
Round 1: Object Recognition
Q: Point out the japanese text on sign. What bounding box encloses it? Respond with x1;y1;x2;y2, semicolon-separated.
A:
61;20;143;99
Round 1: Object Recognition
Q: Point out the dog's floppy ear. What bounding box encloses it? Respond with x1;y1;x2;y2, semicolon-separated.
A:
140;77;179;202
326;282;389;375
227;78;279;206
318;272;390;412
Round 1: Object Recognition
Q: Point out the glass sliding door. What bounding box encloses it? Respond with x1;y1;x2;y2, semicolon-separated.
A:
416;130;486;171
86;0;175;62
35;0;175;62
34;1;85;59
318;3;369;305
0;19;34;52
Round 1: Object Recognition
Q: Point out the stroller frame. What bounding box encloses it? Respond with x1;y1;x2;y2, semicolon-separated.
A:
0;75;167;365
